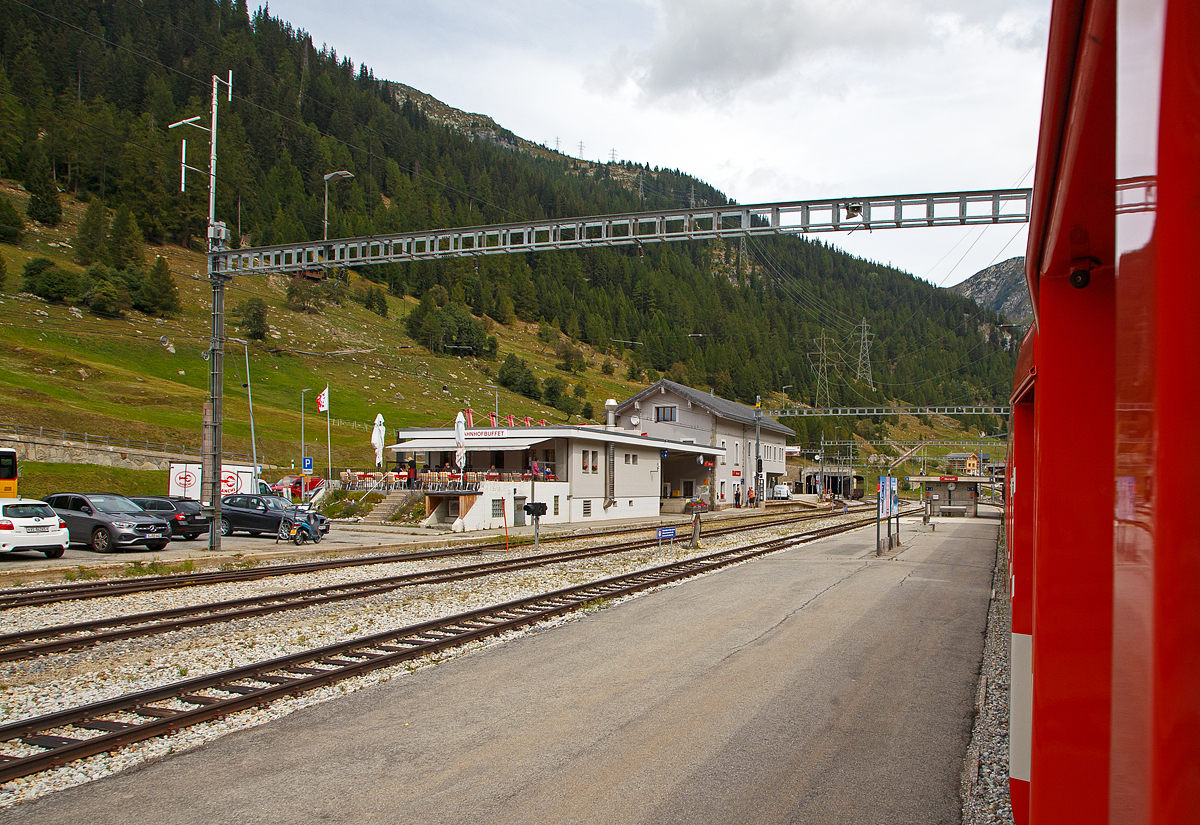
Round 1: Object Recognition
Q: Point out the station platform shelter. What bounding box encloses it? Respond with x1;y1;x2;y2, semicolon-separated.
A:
389;424;722;532
907;475;994;517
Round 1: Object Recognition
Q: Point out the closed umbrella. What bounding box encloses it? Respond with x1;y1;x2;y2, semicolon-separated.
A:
454;411;466;472
371;414;386;468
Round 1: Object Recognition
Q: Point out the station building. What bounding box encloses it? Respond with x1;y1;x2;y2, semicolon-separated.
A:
388;417;722;532
611;379;792;508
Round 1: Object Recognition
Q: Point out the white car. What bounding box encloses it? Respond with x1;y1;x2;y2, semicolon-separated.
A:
772;484;793;500
0;498;69;558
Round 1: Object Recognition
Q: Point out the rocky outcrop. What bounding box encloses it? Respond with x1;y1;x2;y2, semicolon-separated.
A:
950;257;1032;324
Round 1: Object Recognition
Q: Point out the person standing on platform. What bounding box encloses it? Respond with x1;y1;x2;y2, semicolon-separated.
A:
747;486;756;507
734;486;741;508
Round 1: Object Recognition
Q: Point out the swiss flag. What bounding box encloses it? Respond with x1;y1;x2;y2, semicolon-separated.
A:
316;385;329;413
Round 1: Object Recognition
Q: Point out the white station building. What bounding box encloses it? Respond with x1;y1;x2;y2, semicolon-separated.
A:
388;410;723;532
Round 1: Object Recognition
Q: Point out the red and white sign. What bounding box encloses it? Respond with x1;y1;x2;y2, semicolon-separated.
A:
939;476;959;482
732;470;741;477
174;470;196;491
316;386;329;413
220;470;240;495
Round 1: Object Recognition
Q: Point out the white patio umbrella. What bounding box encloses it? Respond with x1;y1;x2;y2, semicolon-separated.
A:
454;411;467;472
371;413;386;468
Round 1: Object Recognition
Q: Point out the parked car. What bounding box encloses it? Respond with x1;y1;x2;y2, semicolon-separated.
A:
270;475;325;500
772;484;793;501
219;495;329;540
128;495;210;540
0;498;69;558
44;493;171;553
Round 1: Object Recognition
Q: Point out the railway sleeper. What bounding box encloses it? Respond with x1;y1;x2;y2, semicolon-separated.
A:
77;720;136;733
22;735;82;750
218;684;264;695
179;694;221;706
133;706;180;718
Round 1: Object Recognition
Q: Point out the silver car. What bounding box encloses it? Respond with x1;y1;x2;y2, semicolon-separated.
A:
45;493;171;553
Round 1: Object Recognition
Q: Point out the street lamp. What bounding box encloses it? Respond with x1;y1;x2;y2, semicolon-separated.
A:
486;384;499;417
323;170;354;241
229;338;259;492
301;388;313;482
781;384;792;406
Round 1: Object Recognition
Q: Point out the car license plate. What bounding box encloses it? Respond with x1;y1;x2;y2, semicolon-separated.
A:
26;526;49;533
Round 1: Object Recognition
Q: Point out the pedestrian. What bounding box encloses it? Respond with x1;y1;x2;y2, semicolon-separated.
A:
748;486;756;507
734;487;741;508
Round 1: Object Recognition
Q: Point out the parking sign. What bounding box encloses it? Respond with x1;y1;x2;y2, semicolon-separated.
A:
302;456;313;473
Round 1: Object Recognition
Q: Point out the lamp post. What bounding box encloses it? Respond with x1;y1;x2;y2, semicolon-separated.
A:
229;338;258;492
323;170;354;242
486;384;499;417
781;384;792;407
301;388;313;487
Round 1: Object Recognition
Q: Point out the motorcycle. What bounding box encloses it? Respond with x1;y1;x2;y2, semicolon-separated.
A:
285;509;322;546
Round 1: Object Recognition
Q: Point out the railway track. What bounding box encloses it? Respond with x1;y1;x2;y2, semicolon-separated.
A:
0;512;844;662
0;515;876;784
0;509;840;609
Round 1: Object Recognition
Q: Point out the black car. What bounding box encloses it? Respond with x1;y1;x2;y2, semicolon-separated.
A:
219;494;331;539
45;492;172;553
129;495;210;540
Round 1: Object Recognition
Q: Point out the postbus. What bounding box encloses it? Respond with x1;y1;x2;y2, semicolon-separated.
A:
0;448;17;497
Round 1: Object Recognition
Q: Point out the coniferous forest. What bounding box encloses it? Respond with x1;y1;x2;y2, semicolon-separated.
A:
0;0;1017;438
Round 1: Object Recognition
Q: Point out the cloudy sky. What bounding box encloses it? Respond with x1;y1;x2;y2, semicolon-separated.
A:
262;0;1050;286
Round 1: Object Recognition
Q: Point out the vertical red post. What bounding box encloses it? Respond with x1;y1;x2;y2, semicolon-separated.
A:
1031;266;1115;821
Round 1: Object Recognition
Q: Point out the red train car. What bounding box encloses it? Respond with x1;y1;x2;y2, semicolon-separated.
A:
1007;0;1200;822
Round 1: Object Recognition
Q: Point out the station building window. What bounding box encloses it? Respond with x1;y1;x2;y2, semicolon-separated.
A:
491;499;504;518
654;406;677;422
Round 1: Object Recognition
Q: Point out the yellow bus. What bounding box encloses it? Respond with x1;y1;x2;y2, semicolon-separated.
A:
0;449;17;497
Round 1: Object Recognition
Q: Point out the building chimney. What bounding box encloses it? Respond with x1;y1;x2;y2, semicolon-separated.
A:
605;398;618;429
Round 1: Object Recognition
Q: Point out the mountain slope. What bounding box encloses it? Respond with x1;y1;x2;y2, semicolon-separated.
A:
949;257;1032;324
0;0;1015;454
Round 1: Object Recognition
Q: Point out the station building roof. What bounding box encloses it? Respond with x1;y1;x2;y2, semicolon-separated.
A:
615;379;795;438
389;425;724;456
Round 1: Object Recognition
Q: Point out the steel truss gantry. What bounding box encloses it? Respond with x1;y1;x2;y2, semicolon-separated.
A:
210;188;1032;277
765;405;1011;418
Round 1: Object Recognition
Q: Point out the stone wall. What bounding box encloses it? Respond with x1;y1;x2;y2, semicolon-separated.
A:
1;433;194;471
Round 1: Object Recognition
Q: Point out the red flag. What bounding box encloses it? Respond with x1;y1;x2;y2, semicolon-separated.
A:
316;385;329;413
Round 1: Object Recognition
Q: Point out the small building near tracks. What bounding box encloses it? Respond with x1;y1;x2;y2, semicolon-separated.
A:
388;423;722;532
611;379;792;508
906;474;994;517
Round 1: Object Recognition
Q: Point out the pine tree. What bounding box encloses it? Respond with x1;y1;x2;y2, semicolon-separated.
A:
0;196;22;244
24;144;61;226
140;256;182;316
106;206;144;271
74;199;109;265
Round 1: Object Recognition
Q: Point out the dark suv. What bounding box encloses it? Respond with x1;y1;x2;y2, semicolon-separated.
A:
219;494;330;539
128;496;210;540
45;493;171;553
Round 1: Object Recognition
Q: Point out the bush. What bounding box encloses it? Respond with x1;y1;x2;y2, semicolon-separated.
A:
237;296;269;340
88;279;121;316
0;196;23;245
542;376;565;407
601;361;615;376
286;276;324;313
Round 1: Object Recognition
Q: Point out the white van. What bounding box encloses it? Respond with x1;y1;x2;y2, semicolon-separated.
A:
772;484;792;500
